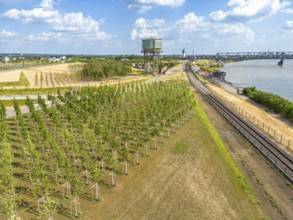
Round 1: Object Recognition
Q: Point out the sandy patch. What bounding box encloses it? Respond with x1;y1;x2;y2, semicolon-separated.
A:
24;63;76;72
0;69;21;83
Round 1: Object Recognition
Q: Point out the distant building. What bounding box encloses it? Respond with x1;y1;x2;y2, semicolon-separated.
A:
40;57;48;62
1;56;10;62
49;57;58;62
48;56;67;62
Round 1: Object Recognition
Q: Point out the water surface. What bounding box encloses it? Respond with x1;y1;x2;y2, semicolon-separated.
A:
221;59;293;101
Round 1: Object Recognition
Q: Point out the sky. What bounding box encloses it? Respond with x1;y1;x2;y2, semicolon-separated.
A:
0;0;293;55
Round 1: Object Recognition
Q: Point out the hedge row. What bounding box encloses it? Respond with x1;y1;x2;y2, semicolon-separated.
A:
243;87;293;121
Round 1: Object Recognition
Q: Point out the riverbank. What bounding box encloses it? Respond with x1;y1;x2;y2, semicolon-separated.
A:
194;87;293;220
210;75;293;126
221;59;293;102
207;75;293;154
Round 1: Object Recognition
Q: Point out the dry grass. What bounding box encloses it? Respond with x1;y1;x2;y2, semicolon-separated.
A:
0;69;21;83
0;63;151;90
87;101;266;220
207;84;293;152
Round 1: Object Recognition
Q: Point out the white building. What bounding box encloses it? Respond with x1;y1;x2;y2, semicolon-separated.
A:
1;56;10;62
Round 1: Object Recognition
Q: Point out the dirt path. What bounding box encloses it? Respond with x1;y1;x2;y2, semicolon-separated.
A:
195;91;293;220
86;113;265;220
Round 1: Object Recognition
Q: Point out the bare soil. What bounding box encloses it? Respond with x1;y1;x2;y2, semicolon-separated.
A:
195;91;293;220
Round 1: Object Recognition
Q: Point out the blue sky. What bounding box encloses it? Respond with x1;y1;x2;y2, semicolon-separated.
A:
0;0;293;55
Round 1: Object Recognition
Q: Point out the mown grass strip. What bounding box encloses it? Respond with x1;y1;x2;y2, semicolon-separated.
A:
192;89;265;211
0;87;71;95
0;99;37;107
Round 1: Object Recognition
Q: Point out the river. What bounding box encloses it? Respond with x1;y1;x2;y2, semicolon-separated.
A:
221;59;293;101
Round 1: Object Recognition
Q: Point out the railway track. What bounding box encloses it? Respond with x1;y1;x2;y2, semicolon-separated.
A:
186;70;293;184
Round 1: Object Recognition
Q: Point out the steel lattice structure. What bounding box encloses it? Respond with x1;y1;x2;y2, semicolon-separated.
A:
189;51;293;60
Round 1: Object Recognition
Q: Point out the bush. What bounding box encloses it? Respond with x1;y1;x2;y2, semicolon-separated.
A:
243;87;293;121
81;60;131;80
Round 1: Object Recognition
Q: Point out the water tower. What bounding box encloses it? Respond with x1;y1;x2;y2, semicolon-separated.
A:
142;38;162;74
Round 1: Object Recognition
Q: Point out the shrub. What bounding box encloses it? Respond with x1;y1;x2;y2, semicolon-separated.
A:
81;60;131;80
243;87;293;121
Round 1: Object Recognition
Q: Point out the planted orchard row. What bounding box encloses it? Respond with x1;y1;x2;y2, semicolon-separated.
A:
0;81;195;219
34;72;77;88
0;102;17;218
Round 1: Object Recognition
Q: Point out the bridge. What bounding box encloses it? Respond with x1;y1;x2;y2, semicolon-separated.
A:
190;51;293;61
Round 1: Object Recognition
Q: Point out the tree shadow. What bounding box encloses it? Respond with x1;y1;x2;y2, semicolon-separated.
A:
57;204;72;218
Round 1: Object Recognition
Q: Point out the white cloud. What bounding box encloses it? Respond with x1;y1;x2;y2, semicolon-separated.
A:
175;12;207;32
280;8;293;13
25;32;62;42
2;0;111;41
131;17;169;40
128;4;152;13
24;30;111;45
0;0;30;3
0;29;17;38
126;0;185;13
210;0;292;22
136;0;185;7
285;20;293;28
215;23;254;42
54;12;100;33
3;8;60;23
40;0;54;9
131;12;255;44
281;20;293;39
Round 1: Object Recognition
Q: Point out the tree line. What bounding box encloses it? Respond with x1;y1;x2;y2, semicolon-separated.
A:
80;59;131;80
243;87;293;121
